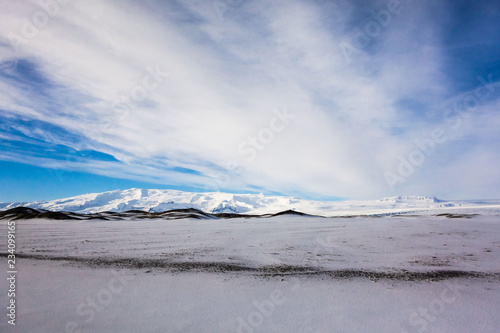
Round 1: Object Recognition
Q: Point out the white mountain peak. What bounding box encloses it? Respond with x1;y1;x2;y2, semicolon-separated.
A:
3;188;495;217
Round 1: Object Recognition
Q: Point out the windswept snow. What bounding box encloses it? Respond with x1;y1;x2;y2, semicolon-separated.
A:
4;215;500;273
1;188;499;216
1;214;499;332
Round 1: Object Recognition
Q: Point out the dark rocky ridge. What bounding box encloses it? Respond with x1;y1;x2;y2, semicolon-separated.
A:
0;206;318;221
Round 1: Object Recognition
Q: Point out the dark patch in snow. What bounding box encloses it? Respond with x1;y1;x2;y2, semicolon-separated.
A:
2;253;498;282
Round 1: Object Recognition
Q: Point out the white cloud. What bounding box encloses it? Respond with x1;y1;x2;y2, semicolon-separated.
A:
0;0;498;199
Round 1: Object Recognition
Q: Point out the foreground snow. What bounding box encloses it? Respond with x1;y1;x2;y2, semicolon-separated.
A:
1;188;500;216
0;214;499;332
1;259;499;333
3;215;500;273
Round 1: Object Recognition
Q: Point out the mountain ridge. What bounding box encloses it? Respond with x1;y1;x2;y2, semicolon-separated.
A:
1;188;494;217
0;206;321;221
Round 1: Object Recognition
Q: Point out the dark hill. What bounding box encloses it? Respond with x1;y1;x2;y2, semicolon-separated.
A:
0;207;318;220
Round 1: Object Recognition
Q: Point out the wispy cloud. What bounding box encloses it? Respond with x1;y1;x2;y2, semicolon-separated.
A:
0;0;499;200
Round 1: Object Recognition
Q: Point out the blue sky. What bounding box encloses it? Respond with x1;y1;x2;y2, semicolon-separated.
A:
0;0;499;202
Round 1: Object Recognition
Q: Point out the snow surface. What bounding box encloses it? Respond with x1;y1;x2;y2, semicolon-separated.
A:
1;214;499;332
1;259;499;333
1;188;500;216
3;214;500;272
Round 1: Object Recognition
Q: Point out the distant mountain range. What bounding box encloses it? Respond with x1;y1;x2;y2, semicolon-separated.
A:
1;188;499;217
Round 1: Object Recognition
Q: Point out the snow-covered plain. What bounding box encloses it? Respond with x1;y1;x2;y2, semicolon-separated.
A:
1;188;500;216
1;213;499;332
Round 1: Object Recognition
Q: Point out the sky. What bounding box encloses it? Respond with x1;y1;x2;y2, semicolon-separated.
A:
0;0;499;202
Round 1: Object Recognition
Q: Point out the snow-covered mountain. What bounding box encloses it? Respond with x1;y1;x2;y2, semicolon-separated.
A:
1;188;499;217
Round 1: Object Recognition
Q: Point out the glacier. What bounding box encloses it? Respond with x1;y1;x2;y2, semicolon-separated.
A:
1;188;499;216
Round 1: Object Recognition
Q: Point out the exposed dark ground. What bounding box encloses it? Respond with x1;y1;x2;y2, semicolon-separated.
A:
2;253;499;282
